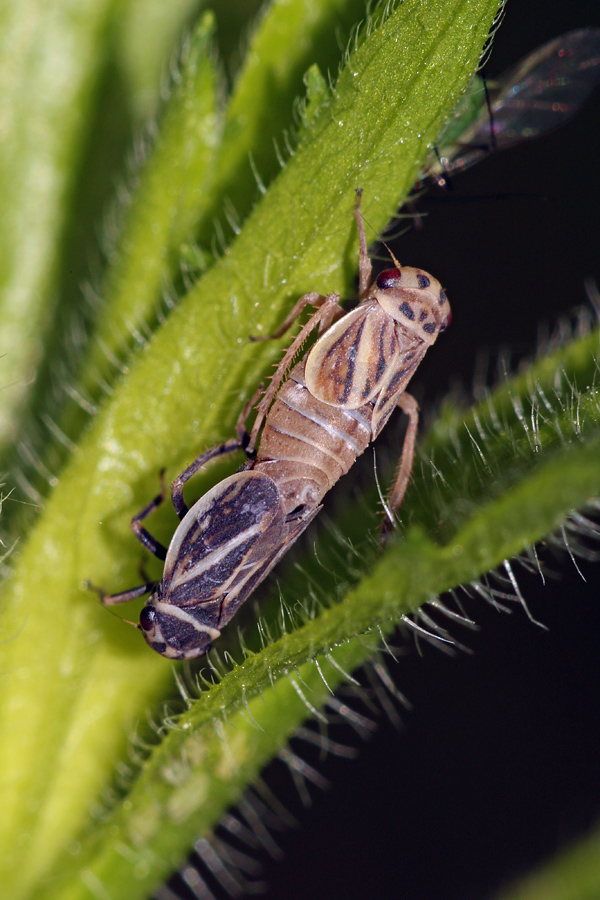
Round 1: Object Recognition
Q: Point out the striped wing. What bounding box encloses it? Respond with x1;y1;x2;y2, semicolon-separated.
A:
163;472;285;610
305;302;400;409
371;337;429;437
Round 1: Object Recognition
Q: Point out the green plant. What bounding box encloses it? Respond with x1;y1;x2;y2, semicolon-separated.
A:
1;2;599;899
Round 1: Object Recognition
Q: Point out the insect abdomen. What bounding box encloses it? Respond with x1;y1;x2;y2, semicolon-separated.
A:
255;361;372;513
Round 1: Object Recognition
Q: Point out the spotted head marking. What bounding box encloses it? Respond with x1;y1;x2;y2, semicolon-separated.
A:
374;267;451;343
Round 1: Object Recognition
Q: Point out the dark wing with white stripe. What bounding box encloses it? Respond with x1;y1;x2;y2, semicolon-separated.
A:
163;472;285;610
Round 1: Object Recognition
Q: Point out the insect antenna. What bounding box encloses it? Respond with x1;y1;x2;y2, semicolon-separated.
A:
380;238;402;269
109;613;140;629
357;204;404;269
86;581;141;630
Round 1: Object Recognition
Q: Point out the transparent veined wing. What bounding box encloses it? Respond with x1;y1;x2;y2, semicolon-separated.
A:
427;28;600;181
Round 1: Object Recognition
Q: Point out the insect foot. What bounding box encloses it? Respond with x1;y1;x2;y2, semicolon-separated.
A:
94;192;450;659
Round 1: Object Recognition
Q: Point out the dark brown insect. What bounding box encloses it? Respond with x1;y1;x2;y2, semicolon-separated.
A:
94;191;451;659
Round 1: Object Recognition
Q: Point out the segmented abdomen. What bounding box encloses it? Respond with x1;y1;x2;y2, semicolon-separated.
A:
255;360;372;514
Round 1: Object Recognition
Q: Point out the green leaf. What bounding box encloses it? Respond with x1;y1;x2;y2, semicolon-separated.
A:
0;0;118;452
115;0;205;122
496;821;600;900
74;10;223;409
2;1;538;898
0;0;209;467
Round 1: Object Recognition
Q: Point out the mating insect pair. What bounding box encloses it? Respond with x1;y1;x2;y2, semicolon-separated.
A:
94;191;451;659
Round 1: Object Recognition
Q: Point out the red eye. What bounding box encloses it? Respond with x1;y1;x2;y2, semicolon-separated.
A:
140;606;156;631
376;268;402;290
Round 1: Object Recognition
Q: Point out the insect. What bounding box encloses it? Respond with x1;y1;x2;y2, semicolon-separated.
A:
93;191;451;659
425;27;600;186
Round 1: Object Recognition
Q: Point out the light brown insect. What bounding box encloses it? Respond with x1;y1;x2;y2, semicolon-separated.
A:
95;191;451;659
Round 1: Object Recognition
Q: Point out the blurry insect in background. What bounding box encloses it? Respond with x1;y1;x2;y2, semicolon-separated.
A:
422;28;600;188
92;192;451;660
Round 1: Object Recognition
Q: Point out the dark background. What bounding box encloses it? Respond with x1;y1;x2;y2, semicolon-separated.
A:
175;2;600;899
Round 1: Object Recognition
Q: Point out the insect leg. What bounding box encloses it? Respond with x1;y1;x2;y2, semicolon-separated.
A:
354;188;372;299
381;392;419;539
248;292;342;452
130;471;169;560
87;580;156;608
251;291;335;342
171;438;244;519
235;382;264;446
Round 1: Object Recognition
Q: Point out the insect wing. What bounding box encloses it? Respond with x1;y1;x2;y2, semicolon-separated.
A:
163;472;285;615
224;500;323;618
305;303;401;409
371;339;429;438
443;28;600;176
